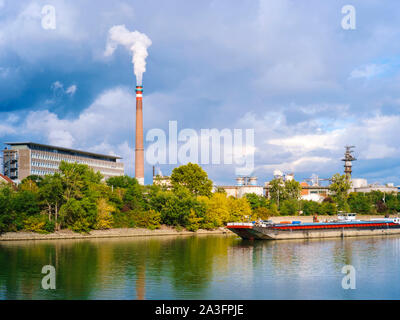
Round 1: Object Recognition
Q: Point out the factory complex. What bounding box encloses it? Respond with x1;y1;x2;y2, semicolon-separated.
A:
153;146;399;200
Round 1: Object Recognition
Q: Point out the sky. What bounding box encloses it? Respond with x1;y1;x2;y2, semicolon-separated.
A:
1;0;400;185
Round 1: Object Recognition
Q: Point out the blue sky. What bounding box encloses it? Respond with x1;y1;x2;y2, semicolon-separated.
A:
1;0;400;185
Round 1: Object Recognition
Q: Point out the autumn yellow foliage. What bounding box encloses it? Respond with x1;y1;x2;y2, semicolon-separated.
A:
198;193;252;228
96;198;115;229
228;197;252;222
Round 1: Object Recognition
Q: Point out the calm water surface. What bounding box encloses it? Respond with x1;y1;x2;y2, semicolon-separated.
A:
1;234;400;299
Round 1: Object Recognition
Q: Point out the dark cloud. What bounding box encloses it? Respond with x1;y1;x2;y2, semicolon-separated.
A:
1;0;400;184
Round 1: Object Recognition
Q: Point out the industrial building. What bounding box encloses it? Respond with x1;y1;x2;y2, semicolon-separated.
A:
299;182;330;202
153;175;172;188
218;176;264;198
2;142;124;182
350;178;398;194
263;172;330;202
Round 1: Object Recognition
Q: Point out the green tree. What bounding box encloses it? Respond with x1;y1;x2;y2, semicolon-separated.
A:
12;190;40;217
348;192;372;214
20;175;43;186
269;178;301;208
386;193;399;213
0;185;17;233
158;187;204;227
19;179;39;193
269;178;285;208
59;198;94;233
319;202;337;216
170;163;213;197
59;161;102;201
106;175;138;189
284;180;301;200
245;193;269;211
268;203;280;216
38;173;64;230
123;182;146;212
128;209;161;230
280;199;300;216
329;173;351;211
301;200;320;216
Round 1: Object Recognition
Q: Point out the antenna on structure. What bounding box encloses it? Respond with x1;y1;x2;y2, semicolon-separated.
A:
304;174;331;186
342;146;356;178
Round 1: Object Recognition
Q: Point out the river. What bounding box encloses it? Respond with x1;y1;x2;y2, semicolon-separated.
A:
0;234;399;299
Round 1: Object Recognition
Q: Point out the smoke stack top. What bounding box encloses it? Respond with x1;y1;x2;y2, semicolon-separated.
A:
136;86;143;98
105;25;152;85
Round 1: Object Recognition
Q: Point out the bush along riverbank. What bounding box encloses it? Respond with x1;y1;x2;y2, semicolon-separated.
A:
1;162;399;236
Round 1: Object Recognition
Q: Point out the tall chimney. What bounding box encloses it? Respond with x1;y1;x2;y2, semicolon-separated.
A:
135;85;144;185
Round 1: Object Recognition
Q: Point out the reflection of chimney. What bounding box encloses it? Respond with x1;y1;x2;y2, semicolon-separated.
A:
136;262;146;300
135;86;144;185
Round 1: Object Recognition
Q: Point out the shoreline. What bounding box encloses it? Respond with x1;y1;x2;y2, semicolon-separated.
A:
0;215;393;242
0;225;233;242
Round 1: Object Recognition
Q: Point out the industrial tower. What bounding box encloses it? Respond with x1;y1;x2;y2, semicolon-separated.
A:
342;146;356;178
135;86;144;185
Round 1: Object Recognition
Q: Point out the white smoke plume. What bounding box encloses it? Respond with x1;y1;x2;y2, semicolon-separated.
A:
105;25;152;85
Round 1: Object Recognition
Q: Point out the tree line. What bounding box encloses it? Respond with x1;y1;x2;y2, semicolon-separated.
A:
0;162;399;234
0;162;253;234
263;173;400;216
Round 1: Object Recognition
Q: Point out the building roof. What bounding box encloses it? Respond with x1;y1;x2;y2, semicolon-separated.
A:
218;185;263;188
302;185;330;189
0;173;14;184
4;142;122;160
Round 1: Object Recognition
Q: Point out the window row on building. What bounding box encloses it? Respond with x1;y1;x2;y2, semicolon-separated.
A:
31;161;59;169
31;169;55;176
31;152;122;169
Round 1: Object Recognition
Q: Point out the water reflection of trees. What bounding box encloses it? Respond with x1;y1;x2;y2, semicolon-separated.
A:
0;235;395;299
0;235;237;299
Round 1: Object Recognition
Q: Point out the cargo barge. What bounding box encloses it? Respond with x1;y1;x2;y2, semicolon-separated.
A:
227;213;400;240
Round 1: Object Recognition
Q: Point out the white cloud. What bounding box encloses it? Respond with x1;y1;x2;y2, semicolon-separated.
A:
349;64;386;79
238;109;400;176
6;114;19;124
48;129;75;148
259;156;334;173
0;124;16;137
267;131;343;153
